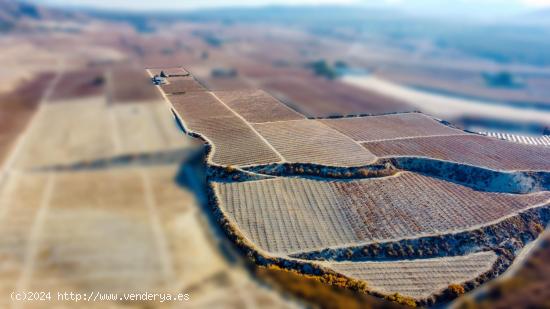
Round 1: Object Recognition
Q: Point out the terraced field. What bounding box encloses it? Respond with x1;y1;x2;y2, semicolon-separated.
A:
327;251;497;299
161;77;206;94
321;113;466;142
213;173;549;254
153;68;550;305
253;120;377;166
168;92;282;166
214;90;305;123
363;134;550;171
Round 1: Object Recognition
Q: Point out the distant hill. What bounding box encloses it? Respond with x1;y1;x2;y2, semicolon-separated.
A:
0;0;79;32
0;0;42;30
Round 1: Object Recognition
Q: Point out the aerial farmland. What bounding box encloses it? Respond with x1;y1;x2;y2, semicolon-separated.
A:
153;68;550;307
3;1;550;307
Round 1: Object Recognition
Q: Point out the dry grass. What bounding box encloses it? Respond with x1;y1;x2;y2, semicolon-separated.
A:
256;264;401;309
14;99;191;169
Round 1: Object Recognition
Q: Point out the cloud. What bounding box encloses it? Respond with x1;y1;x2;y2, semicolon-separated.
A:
522;0;550;7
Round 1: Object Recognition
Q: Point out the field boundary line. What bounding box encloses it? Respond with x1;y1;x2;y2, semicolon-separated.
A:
108;103;124;154
139;168;175;284
209;91;286;162
313;119;378;163
0;61;65;189
357;133;472;143
0;171;21;223
14;173;56;308
213;89;307;121
145;69;191;129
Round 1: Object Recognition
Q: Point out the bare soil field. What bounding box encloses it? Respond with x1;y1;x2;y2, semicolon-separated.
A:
109;67;161;103
253;119;377;166
168;92;282;166
0;73;54;165
262;75;415;117
49;69;106;101
214;89;305;123
160;77;206;95
321;113;466;142
213;173;549;254
328;251;497;299
363;134;550;171
198;75;253;91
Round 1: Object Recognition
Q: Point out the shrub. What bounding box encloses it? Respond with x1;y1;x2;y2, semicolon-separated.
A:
448;284;465;295
385;293;417;307
529;222;544;236
359;169;371;177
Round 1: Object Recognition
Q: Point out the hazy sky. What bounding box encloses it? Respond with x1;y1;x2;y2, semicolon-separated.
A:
34;0;550;16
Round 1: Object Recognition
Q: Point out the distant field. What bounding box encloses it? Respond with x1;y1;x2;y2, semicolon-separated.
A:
378;69;550;109
214;173;549;254
364;134;550;171
321;113;466;142
49;69;105;101
253;119;377;166
328;251;497;299
262;75;414;117
343;76;550;128
109;67;161;103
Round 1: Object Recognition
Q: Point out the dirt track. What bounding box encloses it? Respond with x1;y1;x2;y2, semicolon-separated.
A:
343;75;550;125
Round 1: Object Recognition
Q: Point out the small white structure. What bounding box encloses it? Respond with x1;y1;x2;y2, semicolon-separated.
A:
152;75;167;85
